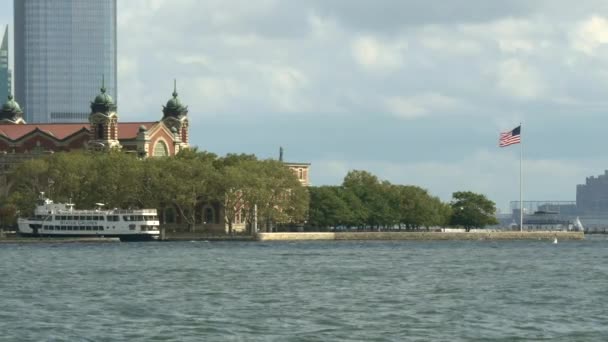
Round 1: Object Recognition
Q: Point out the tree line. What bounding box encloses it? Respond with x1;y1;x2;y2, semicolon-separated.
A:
0;151;498;232
308;170;498;231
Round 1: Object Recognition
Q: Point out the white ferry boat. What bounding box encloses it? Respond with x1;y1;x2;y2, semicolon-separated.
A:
18;193;160;241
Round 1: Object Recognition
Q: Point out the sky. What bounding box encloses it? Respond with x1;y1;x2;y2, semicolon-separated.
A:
2;0;608;211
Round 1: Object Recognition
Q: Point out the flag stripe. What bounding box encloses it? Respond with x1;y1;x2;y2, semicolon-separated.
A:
499;125;521;147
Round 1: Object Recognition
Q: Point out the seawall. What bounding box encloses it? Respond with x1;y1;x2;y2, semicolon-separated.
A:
256;231;585;241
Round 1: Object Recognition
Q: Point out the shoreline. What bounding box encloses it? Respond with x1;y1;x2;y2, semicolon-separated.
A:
255;231;585;241
1;231;586;243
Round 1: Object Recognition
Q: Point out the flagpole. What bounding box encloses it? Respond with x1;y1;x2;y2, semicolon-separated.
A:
520;122;523;232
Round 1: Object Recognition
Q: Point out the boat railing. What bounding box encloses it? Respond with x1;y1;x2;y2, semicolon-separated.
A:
40;208;158;215
111;209;157;214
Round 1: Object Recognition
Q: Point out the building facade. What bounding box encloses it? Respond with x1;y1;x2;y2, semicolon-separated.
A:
577;170;608;215
14;0;117;123
0;84;188;167
0;25;10;104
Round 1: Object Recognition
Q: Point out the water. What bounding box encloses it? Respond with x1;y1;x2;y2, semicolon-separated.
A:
1;238;608;341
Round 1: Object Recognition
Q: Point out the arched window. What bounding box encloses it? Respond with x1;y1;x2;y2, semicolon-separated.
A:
204;207;215;224
153;140;169;157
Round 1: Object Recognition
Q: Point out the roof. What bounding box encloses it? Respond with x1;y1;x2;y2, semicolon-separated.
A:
0;123;89;141
0;122;159;142
116;122;157;139
283;162;311;166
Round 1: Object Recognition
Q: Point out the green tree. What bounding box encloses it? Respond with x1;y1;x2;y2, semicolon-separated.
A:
156;152;220;231
308;186;353;229
449;191;498;231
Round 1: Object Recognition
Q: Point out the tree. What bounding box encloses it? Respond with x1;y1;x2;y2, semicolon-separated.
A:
308;186;353;229
155;151;220;231
449;191;498;231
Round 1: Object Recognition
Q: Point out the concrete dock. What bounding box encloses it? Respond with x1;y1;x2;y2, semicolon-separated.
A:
256;231;585;241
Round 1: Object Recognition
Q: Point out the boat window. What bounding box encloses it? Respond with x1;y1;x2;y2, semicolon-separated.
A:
99;226;104;231
129;224;136;230
98;216;104;221
123;216;129;221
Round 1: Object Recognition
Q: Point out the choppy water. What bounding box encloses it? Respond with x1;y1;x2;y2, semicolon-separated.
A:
1;237;608;341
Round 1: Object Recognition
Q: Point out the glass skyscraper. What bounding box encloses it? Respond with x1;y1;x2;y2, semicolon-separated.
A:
0;25;10;103
14;0;117;123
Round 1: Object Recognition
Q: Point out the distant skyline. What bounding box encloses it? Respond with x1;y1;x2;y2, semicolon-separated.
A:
14;0;117;123
2;0;608;211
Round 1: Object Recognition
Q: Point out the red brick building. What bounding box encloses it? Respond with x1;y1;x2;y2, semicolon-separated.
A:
0;83;189;157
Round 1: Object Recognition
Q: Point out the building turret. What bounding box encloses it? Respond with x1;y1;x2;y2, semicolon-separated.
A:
0;93;26;124
161;80;189;146
88;76;120;150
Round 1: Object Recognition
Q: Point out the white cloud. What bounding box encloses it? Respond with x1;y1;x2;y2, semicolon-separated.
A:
571;15;608;55
351;35;407;72
385;93;466;119
495;59;545;99
498;39;536;53
176;55;211;67
420;36;482;55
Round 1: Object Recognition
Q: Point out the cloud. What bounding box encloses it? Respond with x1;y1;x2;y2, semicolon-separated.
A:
351;35;407;72
571;15;608;55
495;59;545;99
385;93;466;119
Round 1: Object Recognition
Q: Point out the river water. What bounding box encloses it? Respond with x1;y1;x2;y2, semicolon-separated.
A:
1;238;607;341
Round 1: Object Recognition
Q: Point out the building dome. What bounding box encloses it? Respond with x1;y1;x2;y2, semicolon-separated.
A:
165;92;183;111
1;94;22;113
0;94;25;123
90;85;116;114
94;87;114;105
162;80;188;119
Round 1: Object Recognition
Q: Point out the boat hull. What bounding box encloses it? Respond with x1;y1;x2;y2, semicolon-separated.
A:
17;232;158;242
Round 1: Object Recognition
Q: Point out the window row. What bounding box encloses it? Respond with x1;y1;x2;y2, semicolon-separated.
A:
55;215;104;221
43;226;104;231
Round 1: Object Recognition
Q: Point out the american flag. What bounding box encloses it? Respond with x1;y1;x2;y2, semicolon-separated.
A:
499;125;521;147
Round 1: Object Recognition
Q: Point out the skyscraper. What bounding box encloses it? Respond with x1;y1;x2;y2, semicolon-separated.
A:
14;0;117;123
0;25;10;103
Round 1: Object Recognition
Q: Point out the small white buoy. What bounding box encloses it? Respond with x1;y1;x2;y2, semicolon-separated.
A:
553;237;558;244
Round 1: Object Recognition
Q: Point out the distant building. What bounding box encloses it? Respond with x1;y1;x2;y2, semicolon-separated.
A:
577;170;608;215
0;25;10;104
14;0;117;123
278;146;310;186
